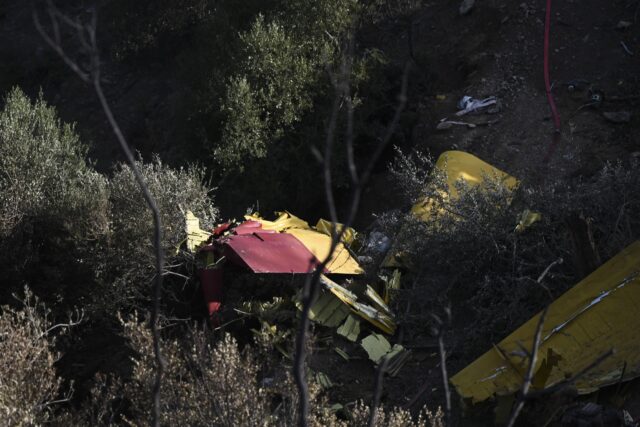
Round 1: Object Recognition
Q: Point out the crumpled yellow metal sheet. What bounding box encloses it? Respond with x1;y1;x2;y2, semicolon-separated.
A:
384;151;539;269
245;211;310;231
286;228;363;275
451;241;640;403
185;210;211;252
411;151;519;221
315;218;357;246
248;212;363;275
319;275;396;334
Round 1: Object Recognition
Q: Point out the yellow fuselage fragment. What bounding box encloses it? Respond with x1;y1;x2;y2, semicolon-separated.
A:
451;241;640;403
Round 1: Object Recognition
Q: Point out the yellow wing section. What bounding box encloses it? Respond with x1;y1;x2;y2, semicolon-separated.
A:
451;241;640;403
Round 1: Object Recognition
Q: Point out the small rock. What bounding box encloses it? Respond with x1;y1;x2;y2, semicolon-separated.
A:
603;111;632;123
459;0;475;15
616;20;632;30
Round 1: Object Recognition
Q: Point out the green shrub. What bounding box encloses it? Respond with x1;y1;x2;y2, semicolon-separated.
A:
101;157;218;310
0;87;108;239
0;88;108;307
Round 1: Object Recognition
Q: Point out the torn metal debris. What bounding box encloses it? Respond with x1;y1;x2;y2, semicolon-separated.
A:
184;211;365;321
410;150;519;222
384;151;540;268
183;210;407;373
360;333;411;376
451;240;640;403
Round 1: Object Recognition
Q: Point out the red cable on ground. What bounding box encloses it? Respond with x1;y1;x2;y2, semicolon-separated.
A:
543;0;561;162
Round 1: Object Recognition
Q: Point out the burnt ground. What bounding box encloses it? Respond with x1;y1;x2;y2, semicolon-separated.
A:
2;0;640;425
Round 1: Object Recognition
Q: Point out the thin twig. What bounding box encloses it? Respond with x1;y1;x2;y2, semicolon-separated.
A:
537;258;563;283
437;315;451;425
525;349;614;399
505;307;548;427
292;56;344;427
293;58;411;426
33;4;166;426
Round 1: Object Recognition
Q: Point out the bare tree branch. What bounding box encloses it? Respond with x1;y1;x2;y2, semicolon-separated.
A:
525;349;614;399
437;312;451;425
33;3;166;425
293;54;411;425
505;307;548;427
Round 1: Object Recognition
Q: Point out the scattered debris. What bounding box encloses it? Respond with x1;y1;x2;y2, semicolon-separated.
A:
362;231;391;255
383;151;542;269
616;20;632;30
184;210;212;253
459;0;475;15
620;41;635;56
336;314;361;342
436;119;476;130
410;151;519;222
456;95;499;116
361;333;391;363
334;347;350;361
315;371;334;389
361;333;411;376
603;111;632;123
451;241;640;403
381;269;401;304
308;291;351;328
515;209;542;232
319;275;397;335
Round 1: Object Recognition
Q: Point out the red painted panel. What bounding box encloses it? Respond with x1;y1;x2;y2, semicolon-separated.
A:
199;268;224;325
223;232;320;273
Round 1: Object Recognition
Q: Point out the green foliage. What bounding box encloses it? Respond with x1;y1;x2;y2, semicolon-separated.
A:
218;15;318;169
217;2;357;170
0;87;108;239
103;157;218;308
0;88;219;314
218;77;267;168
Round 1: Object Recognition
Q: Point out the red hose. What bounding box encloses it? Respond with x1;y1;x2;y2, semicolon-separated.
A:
543;0;561;161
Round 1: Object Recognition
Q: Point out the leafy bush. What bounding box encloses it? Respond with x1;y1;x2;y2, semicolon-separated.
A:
218;15;323;170
0;88;219;314
217;1;360;171
0;289;72;426
0;87;108;239
0;88;108;307
101;157;219;311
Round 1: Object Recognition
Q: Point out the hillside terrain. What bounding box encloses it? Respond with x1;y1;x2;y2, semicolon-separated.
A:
1;0;639;426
